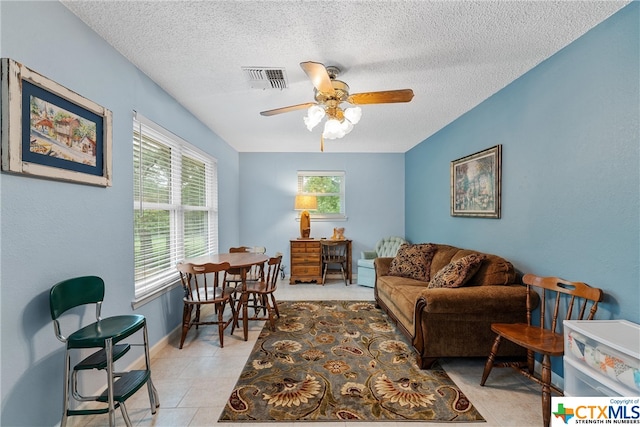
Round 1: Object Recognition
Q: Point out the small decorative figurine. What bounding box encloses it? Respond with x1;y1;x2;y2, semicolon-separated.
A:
331;227;345;240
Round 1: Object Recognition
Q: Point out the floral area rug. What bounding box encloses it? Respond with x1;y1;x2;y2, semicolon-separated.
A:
218;300;485;422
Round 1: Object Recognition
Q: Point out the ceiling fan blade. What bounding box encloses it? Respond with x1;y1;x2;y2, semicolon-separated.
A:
260;102;316;116
347;89;415;105
300;61;335;95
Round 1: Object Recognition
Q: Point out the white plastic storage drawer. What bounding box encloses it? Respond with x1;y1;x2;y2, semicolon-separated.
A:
564;357;624;397
564;320;640;397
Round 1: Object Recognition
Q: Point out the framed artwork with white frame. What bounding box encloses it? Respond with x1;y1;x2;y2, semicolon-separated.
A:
1;58;112;187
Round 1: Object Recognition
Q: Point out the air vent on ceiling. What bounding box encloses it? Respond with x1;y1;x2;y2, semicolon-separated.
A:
242;67;288;90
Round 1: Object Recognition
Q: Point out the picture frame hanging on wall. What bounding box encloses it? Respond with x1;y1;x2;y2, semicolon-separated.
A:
450;145;502;218
1;58;112;187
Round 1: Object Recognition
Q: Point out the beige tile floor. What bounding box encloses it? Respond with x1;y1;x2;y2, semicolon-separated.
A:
68;277;543;427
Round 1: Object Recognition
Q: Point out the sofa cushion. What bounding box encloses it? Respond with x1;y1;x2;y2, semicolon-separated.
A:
469;255;515;286
428;244;516;286
388;243;437;282
428;253;487;288
375;275;429;335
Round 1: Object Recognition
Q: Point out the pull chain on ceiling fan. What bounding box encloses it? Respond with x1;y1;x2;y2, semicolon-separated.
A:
260;61;414;151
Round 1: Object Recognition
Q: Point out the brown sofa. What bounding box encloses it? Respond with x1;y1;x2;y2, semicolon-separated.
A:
374;243;536;369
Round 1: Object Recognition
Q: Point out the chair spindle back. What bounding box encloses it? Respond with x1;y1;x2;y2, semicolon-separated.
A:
263;256;283;292
177;262;230;302
523;274;604;333
322;240;348;262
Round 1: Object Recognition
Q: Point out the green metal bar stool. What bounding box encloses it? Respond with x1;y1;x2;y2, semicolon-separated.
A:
49;276;160;426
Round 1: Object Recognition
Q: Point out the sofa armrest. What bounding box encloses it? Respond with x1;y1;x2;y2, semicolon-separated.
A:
374;257;393;277
361;250;377;259
416;285;536;315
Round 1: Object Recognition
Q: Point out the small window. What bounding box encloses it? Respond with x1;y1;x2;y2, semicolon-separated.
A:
297;171;346;220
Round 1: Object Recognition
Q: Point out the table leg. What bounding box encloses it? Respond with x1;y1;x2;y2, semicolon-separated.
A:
241;267;248;341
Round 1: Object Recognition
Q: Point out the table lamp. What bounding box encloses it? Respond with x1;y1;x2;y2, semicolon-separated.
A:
294;195;317;239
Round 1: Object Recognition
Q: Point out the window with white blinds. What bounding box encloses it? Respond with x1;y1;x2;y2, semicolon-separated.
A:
133;113;218;303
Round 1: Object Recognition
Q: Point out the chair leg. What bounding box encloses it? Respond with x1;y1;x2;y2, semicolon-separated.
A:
179;304;193;349
541;354;552;427
250;294;261;315
141;323;160;412
241;292;249;341
105;338;116;427
527;349;535;375
146;378;159;413
195;305;201;329
230;294;240;329
480;335;502;386
217;302;225;348
266;302;276;331
119;401;133;427
231;298;239;334
229;296;238;330
340;265;347;286
61;349;71;427
270;294;280;318
322;264;327;285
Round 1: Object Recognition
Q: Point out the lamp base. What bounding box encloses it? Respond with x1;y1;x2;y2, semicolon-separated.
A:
299;210;311;240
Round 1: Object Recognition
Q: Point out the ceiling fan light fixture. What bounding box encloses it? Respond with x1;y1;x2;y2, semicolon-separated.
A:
342;119;354;135
322;118;345;140
304;105;325;131
344;106;362;125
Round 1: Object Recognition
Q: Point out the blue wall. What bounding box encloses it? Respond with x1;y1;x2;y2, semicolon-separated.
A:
406;3;639;323
238;152;405;267
0;2;240;425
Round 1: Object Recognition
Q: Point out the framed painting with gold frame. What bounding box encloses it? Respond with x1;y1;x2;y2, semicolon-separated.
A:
450;145;501;218
1;58;112;187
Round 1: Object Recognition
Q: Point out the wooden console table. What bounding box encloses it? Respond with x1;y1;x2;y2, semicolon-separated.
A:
289;239;352;284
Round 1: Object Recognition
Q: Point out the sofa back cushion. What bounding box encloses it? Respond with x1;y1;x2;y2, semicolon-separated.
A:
428;253;487;288
388;243;437;282
429;244;515;286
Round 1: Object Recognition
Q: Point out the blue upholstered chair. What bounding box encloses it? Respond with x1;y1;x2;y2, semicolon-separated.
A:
356;236;407;287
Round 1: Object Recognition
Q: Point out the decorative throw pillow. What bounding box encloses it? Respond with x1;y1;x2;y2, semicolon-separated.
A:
428;253;487;288
388;243;437;282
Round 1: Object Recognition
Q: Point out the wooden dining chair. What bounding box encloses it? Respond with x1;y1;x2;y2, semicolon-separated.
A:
480;274;604;427
176;262;237;349
321;240;349;285
225;246;250;287
247;246;267;281
226;246;266;286
234;255;282;332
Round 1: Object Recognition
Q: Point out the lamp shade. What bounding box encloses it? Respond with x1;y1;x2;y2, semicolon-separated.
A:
294;195;317;211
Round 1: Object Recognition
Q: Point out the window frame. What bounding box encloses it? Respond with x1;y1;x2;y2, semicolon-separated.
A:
132;112;218;308
297;170;346;221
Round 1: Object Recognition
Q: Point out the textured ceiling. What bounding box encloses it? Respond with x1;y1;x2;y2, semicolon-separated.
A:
61;1;628;153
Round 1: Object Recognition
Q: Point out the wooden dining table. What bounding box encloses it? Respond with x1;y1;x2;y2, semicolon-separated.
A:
182;252;269;341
